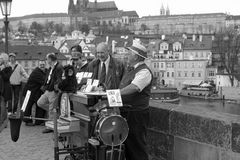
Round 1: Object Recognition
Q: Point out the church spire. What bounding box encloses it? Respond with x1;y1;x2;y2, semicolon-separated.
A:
68;0;75;15
166;5;170;15
160;3;165;15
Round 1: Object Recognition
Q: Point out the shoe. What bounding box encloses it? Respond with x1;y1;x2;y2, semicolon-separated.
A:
25;122;35;126
42;128;53;134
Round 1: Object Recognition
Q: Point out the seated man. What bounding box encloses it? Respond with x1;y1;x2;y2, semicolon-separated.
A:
119;41;153;160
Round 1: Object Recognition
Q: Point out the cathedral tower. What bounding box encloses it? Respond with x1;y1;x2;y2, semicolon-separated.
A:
160;4;165;15
68;0;75;15
166;5;170;15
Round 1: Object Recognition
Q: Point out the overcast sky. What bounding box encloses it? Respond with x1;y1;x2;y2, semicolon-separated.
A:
9;0;240;18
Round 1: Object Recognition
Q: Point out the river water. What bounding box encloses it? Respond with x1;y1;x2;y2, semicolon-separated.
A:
178;96;240;115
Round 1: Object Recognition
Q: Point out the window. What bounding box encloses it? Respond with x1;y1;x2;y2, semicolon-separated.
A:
192;72;195;77
172;72;174;77
154;63;156;68
161;63;164;68
162;72;164;77
184;71;187;77
154;72;157;77
172;63;174;68
198;72;202;77
209;71;215;76
178;71;181;77
167;72;169;77
195;52;198;58
157;72;160;77
157;63;159;68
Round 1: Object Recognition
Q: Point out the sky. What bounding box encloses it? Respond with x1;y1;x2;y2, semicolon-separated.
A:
9;0;240;18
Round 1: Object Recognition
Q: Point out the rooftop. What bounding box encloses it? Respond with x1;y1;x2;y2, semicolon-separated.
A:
58;39;82;50
0;44;67;60
183;36;213;50
94;35;133;47
90;10;122;18
88;1;117;10
122;11;139;17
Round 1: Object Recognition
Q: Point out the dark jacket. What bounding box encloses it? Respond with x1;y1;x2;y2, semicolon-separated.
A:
44;62;63;92
23;67;47;102
58;65;77;93
87;56;125;89
0;66;12;101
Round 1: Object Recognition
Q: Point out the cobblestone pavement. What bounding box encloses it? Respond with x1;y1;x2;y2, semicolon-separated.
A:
0;122;64;160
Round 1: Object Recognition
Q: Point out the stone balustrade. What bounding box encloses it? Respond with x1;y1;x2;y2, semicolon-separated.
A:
148;100;240;160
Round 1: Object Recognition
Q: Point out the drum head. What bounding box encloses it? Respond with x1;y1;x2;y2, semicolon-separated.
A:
98;115;128;146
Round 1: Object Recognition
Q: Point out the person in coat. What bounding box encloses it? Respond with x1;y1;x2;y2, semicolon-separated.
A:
37;53;63;133
23;60;47;126
87;42;125;90
0;53;12;128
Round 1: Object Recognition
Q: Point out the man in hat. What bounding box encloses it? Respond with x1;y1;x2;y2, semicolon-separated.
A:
119;40;153;160
9;52;29;113
70;45;88;73
87;42;125;89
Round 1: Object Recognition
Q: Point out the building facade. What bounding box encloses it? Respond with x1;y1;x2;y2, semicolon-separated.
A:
175;60;208;89
135;13;226;35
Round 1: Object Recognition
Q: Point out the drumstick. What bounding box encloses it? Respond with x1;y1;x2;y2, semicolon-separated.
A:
118;134;123;160
111;134;114;160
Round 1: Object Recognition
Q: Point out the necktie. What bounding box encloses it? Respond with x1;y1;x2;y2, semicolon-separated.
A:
100;62;106;84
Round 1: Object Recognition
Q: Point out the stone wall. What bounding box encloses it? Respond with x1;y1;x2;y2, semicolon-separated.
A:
147;101;240;160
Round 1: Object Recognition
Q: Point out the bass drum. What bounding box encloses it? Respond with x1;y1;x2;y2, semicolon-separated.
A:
95;115;129;146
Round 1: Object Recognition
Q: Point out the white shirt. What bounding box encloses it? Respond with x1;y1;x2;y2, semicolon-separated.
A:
131;62;152;92
47;62;58;84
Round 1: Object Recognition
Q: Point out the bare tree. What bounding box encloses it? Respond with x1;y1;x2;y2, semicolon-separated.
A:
213;28;240;86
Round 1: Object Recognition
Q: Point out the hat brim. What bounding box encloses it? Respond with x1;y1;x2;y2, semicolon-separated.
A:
125;47;147;59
